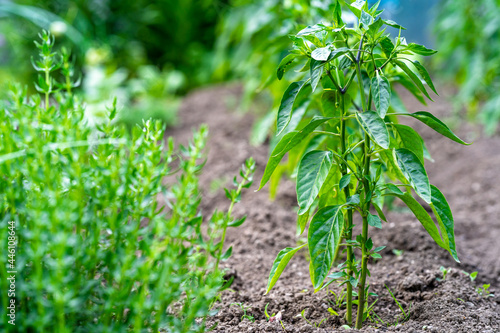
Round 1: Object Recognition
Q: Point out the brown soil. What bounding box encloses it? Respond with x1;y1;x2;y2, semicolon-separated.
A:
168;85;500;333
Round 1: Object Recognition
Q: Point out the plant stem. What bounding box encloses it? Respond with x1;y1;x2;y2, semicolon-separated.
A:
45;69;50;110
354;36;371;329
339;92;354;325
356;133;371;329
355;47;367;112
215;196;237;270
215;167;251;270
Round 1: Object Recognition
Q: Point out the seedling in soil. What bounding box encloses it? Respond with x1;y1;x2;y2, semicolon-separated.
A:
295;309;327;328
327;287;348;308
392;249;404;257
476;284;495;298
259;1;468;329
460;271;494;298
368;286;410;327
231;303;255;322
385;285;412;325
328;307;340;316
462;270;478;282
265;303;287;331
437;266;450;281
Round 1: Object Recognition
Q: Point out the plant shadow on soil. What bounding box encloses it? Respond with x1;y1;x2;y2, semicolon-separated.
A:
166;85;500;333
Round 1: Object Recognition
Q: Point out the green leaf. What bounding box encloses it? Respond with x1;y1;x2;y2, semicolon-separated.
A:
391;124;425;164
303;34;323;48
356;111;390;149
383;19;406;30
406;43;437;56
360;10;374;29
298;210;310;236
338;55;352;70
371;253;382;259
393;60;432;101
368;213;382;228
368;18;384;36
221;246;233;261
297;151;334;215
308;205;344;288
333;0;343;26
393;148;431;203
319;164;343;208
387;190;447;250
310;59;324;92
380;149;407;183
371;74;391;118
379;36;394;57
297;24;326;36
430;185;459;262
346;194;360;206
369;0;382;12
384;183;404;196
266;244;307;294
277;80;309;135
365;237;373;250
258;116;331;190
277;54;298;80
327;47;350;61
281;100;310;135
372;202;387;222
347;0;367;18
339;174;351;190
311;47;331;61
401;111;471;145
412;60;438;95
289;35;308;51
327;271;347;280
228;216;246;227
349;276;359;288
321;90;341;118
328;308;339;316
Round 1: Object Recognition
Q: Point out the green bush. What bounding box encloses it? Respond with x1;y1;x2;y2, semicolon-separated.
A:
0;32;254;332
0;0;227;89
433;0;500;134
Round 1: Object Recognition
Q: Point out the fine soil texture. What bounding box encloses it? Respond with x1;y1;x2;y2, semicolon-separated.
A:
167;85;500;333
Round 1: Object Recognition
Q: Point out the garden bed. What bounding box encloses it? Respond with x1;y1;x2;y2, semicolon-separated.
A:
169;85;500;332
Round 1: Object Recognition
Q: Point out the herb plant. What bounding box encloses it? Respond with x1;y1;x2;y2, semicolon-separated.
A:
258;1;470;329
0;32;254;332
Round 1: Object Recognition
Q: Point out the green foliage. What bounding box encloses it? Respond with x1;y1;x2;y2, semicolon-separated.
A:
259;1;469;329
83;64;182;128
0;32;253;332
212;0;341;139
433;0;500;134
0;0;226;89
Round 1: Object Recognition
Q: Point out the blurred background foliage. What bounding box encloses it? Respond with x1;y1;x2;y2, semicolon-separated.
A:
0;0;499;133
433;0;500;135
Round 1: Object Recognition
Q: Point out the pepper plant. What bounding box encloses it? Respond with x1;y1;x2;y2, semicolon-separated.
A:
258;1;470;329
